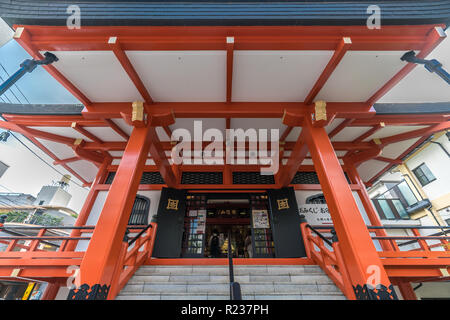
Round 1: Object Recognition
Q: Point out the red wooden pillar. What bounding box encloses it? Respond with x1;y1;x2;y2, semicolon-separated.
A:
397;282;418;300
66;159;111;251
41;282;61;300
303;114;397;300
344;160;397;252
68;124;154;300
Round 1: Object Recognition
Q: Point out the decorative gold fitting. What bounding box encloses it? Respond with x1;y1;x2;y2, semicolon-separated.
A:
314;100;327;121
132;101;144;123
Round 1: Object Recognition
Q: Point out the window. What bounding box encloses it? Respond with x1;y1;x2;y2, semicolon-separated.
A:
128;195;150;225
412;163;436;186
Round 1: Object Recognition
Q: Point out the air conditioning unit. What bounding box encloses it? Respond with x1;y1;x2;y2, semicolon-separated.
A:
406;199;431;215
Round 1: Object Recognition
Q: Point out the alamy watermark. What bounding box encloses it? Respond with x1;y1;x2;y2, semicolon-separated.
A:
366;5;381;30
66;5;81;30
170;121;280;175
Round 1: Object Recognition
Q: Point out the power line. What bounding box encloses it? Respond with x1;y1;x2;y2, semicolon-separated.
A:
0;184;14;192
9;131;87;190
0;116;88;190
0;74;22;104
0;62;31;104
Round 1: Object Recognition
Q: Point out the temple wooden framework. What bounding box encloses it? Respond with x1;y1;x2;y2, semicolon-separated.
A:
0;23;449;300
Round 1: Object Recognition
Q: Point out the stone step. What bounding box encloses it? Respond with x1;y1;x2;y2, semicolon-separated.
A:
116;292;346;300
134;265;324;277
119;281;342;295
127;274;333;285
117;264;346;300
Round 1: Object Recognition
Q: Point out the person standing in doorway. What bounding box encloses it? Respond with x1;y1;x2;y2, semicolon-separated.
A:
245;231;253;258
209;229;221;258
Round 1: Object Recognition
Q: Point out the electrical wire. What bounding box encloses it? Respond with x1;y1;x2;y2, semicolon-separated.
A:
0;116;87;190
0;184;14;192
0;74;22;104
8;131;87;190
0;62;31;104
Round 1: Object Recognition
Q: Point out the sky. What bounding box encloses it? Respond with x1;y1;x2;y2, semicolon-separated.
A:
0;37;89;213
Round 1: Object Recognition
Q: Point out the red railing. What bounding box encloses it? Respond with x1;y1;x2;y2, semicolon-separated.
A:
300;223;356;299
300;222;450;300
109;222;158;300
0;225;94;269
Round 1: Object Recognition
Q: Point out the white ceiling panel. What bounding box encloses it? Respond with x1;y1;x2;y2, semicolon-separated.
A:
285;126;302;142
362;125;427;141
316;51;407;102
44;51;143;102
232;118;285;133
381;137;421;159
29;127;89;141
110;118;133;136
157;127;170;141
126;51;227;102
108;151;124;157
380;29;450;103
83;127;127;142
232;50;333;102
357;159;389;182
325;118;345;134
66;160;98;182
171;118;226;139
331;126;371;142
36;138;75;159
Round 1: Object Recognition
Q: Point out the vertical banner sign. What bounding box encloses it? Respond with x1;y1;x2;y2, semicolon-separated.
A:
267;187;306;258
22;282;36;300
152;188;186;258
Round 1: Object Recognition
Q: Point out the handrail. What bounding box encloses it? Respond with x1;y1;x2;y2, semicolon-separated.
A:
367;225;450;230
128;223;153;246
108;222;157;300
300;221;355;300
228;230;242;300
305;224;333;247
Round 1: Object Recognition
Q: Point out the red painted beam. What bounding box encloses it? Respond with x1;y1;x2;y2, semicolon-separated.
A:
102;119;129;140
280;126;293;142
366;134;431;185
162;126;172;139
375;156;403;165
81;102;371;119
226;37;234;103
0;121;76;145
13;27;92;106
1;114;106;127
355;125;384;145
367;26;446;106
328;119;354;139
304;37;352;105
72;123;103;144
148;126;177;187
53;157;80;165
379;121;450;146
344;145;382;167
72;145;105;166
17;25;436;52
351;114;449;126
81;140;374;152
277;129;308;187
109;37;153;106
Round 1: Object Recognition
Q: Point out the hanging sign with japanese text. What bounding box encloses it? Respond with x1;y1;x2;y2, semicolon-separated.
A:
298;204;332;225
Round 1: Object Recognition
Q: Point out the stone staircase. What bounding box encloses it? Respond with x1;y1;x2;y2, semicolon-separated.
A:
116;265;346;300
